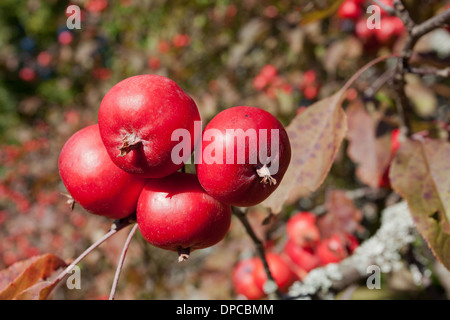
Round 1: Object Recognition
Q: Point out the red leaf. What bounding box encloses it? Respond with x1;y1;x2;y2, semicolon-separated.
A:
346;101;392;188
317;190;364;238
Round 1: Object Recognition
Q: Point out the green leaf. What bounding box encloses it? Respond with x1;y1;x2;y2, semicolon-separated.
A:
300;0;344;25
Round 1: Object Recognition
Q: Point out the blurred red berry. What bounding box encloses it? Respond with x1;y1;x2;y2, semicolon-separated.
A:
390;128;401;155
316;233;359;266
157;40;171;53
37;51;52;67
147;56;161;70
253;74;268;91
85;0;108;13
375;17;396;43
260;64;278;83
264;5;278;18
303;85;318;100
93;67;112;80
58;31;73;45
345;88;358;101
355;17;374;43
253;253;297;293
283;239;320;273
64;109;80;125
25;247;40;258
286;211;321;249
3;251;18;266
172;34;190;48
232;257;265;300
19;67;36;82
0;210;7;226
301;70;317;88
225;4;237;18
281;83;293;94
337;0;363;20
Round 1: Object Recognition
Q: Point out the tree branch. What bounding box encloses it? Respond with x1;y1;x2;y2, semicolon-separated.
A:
391;2;450;137
288;202;416;299
232;206;284;299
408;66;450;78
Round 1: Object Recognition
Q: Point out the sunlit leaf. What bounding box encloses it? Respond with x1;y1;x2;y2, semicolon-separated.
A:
262;89;347;213
0;253;66;300
390;138;450;270
346;101;392;188
261;54;397;214
13;281;57;300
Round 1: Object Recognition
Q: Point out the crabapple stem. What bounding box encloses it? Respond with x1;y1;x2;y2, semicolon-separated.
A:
53;214;136;284
177;247;191;262
109;223;139;300
118;132;142;157
231;207;284;299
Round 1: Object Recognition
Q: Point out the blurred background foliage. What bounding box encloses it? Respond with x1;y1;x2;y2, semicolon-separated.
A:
0;0;449;299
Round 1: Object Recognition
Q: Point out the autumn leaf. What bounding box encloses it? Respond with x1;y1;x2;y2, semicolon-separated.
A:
390;138;450;270
261;89;348;214
346;101;392;188
260;54;398;214
0;253;67;300
317;189;365;238
13;281;57;300
300;0;344;25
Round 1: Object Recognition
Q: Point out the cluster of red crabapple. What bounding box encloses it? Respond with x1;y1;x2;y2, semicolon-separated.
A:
253;64;321;101
232;211;360;300
58;74;291;262
338;0;405;50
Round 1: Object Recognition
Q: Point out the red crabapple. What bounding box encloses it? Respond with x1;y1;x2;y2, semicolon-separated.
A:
196;106;291;207
136;172;231;261
316;233;359;266
283;239;320;273
98;74;200;179
232;257;265;300
58;124;147;219
253;253;297;293
286;211;321;249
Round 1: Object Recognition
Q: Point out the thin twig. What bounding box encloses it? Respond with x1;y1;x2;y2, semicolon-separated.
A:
391;2;450;137
408;67;450;78
392;0;415;33
53;215;136;284
373;0;395;16
109;223;139;300
411;7;450;40
363;68;396;99
232;206;284;299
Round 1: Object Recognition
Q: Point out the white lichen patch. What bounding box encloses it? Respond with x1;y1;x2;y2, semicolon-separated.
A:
289;202;416;299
